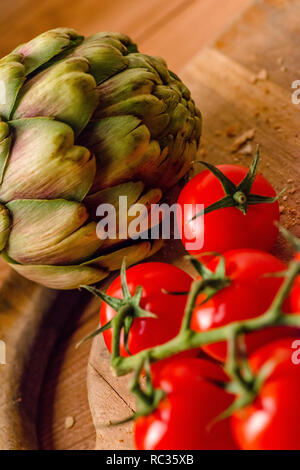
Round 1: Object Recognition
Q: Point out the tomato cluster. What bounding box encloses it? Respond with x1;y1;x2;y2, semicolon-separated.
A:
96;156;300;450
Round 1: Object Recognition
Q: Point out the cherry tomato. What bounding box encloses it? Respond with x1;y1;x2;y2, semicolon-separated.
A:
135;358;237;450
247;337;300;379
100;262;192;356
191;249;298;362
231;338;300;450
150;349;205;378
177;164;279;255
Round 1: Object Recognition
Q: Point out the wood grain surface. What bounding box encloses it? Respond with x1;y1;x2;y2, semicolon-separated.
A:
88;0;300;450
1;0;291;450
0;265;92;449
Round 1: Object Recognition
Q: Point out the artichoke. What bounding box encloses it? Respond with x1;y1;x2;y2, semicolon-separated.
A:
0;28;201;289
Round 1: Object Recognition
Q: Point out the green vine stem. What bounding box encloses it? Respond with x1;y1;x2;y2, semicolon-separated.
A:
111;258;300;377
80;234;300;420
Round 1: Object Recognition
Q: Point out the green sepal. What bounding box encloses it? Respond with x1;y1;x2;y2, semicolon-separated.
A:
120;257;131;300
247;189;284;205
191;195;236;219
81;285;122;311
188;255;231;306
188;256;215;278
80;258;157;351
194;147;280;219
237;146;260;194
199;160;236;195
75;320;113;349
213;356;277;427
123;316;133;355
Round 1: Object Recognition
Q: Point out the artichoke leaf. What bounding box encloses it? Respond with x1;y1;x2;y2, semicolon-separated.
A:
86;32;137;54
1;239;163;290
127;53;163;83
13;57;99;135
127;53;170;85
71;35;129;85
97;94;169;138
153;85;181;115
157;139;197;189
6;199;101;265
82;239;162;271
81;116;151;191
100;186;162;249
0;203;11;252
0;55;26;120
0;120;12;184
96;68;159;110
2;251;108;290
0;118;95;202
12;28;83;75
159;102;190;138
85;181;145;218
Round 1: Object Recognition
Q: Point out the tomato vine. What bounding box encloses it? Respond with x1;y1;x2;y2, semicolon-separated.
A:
81;230;300;421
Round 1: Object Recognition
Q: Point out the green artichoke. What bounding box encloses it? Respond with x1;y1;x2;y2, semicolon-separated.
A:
0;28;201;289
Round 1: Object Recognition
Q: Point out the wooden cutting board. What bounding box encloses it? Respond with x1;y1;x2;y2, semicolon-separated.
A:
88;0;300;450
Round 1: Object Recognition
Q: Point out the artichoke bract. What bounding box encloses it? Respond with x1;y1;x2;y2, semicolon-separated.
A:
0;28;201;289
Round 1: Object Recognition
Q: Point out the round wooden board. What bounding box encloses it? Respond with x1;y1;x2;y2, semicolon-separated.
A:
87;335;134;450
87;0;300;450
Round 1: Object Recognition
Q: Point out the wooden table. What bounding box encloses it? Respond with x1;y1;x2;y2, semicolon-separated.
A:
2;0;296;450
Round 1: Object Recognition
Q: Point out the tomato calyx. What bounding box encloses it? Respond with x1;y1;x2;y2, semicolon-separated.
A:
192;147;282;219
188;254;231;305
109;356;166;425
162;255;231;306
77;259;157;353
130;357;165;420
215;334;276;423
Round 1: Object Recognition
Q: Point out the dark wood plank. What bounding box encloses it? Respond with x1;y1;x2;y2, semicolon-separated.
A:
0;0;188;57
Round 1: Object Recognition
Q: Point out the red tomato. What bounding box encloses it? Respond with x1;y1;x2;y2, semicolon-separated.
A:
191;249;298;362
150;349;205;378
177;164;279;255
231;338;300;450
247;337;300;379
100;262;192;356
135;358;237;450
